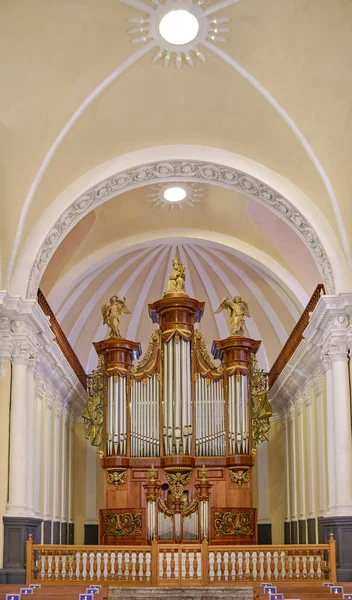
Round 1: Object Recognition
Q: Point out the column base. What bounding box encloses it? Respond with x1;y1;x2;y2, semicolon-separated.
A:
84;523;99;545
43;520;52;543
307;518;316;543
322;516;352;581
0;516;42;584
258;523;272;544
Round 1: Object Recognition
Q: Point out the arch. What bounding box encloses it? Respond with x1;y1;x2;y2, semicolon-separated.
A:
11;147;351;299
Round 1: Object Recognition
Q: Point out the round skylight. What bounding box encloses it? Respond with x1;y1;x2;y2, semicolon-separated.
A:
163;186;188;202
159;10;199;45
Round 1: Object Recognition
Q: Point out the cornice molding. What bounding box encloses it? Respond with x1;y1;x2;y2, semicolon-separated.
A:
0;292;86;416
26;160;335;299
269;293;352;418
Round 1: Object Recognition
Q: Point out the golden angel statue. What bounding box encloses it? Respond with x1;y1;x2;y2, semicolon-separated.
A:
165;257;186;294
101;295;131;338
215;295;250;336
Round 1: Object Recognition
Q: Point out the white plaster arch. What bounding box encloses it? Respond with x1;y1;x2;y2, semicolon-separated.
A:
10;148;351;299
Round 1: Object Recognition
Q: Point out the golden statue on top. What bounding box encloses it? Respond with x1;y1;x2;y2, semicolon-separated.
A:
101;295;131;338
215;295;250;336
165;257;186;294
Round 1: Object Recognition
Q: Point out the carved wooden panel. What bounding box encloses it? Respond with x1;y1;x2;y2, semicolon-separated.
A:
210;507;257;544
99;508;146;544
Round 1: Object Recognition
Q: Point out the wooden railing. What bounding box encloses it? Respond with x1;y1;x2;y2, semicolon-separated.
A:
37;288;87;390
268;284;325;389
26;535;336;586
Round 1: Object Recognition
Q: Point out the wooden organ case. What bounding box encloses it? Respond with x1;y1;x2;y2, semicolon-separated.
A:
85;285;271;547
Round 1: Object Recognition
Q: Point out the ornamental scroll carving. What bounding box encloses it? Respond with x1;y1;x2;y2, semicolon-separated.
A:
82;355;104;452
193;330;223;382
251;354;272;454
102;512;142;537
131;331;160;382
27;161;334;299
214;511;254;536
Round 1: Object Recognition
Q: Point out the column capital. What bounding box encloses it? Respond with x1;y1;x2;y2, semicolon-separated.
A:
12;341;33;365
325;336;349;364
36;378;46;401
303;386;314;407
45;389;55;410
294;394;304;416
312;373;323;399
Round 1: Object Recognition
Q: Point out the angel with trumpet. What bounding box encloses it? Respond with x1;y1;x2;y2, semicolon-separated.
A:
214;295;250;336
101;295;131;338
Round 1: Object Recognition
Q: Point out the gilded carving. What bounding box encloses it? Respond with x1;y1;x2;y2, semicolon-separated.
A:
214;511;254;536
215;296;250;336
82;355;104;451
165;470;192;499
102;512;142;537
251;354;272;453
229;467;250;488
107;469;128;488
101;295;131;338
193;330;223;381
131;331;160;381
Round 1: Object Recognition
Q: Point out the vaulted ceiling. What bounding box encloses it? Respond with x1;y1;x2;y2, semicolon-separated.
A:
2;0;352;372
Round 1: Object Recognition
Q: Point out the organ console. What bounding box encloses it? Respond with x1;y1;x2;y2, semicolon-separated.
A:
83;257;272;546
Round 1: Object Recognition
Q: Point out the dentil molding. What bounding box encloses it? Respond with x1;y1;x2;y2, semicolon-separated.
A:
269;293;352;415
0;292;86;415
27;160;335;298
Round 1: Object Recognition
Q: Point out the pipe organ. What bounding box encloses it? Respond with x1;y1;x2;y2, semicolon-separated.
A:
84;259;271;547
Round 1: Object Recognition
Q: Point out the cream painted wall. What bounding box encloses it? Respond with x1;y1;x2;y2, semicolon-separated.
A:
0;361;11;568
268;418;285;544
72;422;87;544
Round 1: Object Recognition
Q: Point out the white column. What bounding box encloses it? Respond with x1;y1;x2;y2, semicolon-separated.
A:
322;353;336;515
296;395;307;541
52;400;62;526
6;343;30;516
60;406;69;527
34;379;45;518
86;440;98;525
329;335;352;515
67;414;75;530
43;390;54;522
312;372;328;517
282;412;291;526
257;440;271;526
288;403;298;524
26;357;37;517
304;386;317;522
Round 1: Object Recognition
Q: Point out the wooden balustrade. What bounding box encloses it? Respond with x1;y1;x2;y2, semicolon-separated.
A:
26;535;336;586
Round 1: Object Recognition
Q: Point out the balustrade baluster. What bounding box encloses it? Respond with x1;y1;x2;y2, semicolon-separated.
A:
48;555;53;580
302;553;307;579
131;552;137;580
295;554;300;579
68;551;74;581
209;551;215;582
58;550;62;580
110;552;116;580
165;551;171;579
216;551;222;581
103;551;108;580
138;552;143;581
174;550;179;579
223;551;229;581
88;551;94;580
238;551;243;581
266;551;272;580
316;553;322;579
288;554;293;579
196;551;202;580
309;554;314;579
252;551;257;580
259;551;264;580
245;551;250;580
62;551;67;581
273;551;279;580
145;551;151;581
124;551;130;580
97;551;102;580
158;550;164;579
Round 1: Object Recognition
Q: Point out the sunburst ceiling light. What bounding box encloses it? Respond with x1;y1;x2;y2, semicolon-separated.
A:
147;183;204;209
127;0;232;68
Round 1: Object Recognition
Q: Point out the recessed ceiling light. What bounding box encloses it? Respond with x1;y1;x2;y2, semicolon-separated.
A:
159;10;199;45
163;186;188;203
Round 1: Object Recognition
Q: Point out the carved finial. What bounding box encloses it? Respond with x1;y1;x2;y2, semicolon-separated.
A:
28;534;33;541
200;465;208;480
149;465;158;481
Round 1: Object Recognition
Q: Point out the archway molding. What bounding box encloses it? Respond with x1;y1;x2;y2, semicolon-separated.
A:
11;146;350;299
